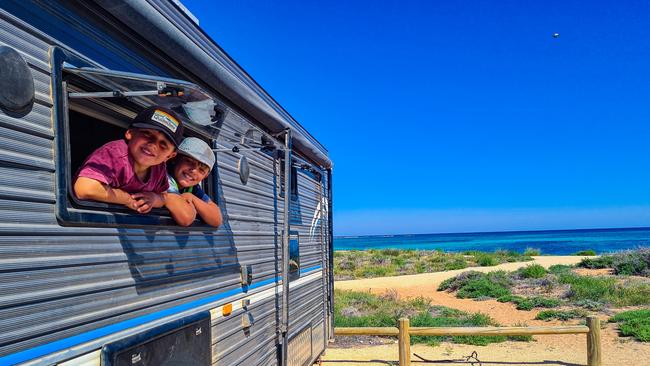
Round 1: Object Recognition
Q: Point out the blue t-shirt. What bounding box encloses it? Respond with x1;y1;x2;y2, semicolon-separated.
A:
167;174;211;202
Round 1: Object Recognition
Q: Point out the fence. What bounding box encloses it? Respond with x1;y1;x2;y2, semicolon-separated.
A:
334;316;602;366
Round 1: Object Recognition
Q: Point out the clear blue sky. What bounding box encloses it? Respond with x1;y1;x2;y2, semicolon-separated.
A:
182;0;650;236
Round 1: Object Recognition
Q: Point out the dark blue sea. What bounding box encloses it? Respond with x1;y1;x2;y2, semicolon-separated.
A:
334;227;650;255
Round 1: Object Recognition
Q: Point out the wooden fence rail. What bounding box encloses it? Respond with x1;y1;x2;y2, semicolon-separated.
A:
334;316;602;366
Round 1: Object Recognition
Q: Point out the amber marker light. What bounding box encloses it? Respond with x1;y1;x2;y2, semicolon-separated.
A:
222;303;233;316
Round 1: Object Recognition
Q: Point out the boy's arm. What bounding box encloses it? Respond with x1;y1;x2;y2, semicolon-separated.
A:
74;177;139;210
162;192;197;227
182;193;223;227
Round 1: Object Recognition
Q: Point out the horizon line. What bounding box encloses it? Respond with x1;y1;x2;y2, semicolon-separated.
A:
334;225;650;239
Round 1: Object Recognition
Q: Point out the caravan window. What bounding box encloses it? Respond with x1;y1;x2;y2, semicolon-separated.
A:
52;50;224;228
288;231;300;281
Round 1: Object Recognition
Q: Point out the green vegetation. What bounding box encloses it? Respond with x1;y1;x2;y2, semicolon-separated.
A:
574;249;597;256
496;295;560;310
523;247;541;256
439;256;650;310
334;249;533;280
558;273;650;306
474;253;498;267
548;264;573;275
609;310;650;342
517;264;547;279
535;309;587;321
438;271;512;299
578;256;614;269
577;248;650;277
438;271;559;310
334;289;528;346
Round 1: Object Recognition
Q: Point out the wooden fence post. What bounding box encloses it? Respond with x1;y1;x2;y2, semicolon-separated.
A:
586;316;602;366
398;318;411;366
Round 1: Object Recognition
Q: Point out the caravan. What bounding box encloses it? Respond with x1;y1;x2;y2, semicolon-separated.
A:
0;1;333;365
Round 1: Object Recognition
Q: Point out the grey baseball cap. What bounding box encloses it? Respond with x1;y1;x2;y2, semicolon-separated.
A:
178;137;215;170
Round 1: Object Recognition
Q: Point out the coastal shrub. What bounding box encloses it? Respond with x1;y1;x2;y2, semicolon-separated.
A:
439;271;512;299
523;247;541;256
356;265;393;278
392;257;406;267
439;271;511;292
574;250;597;256
610;309;650;323
610;310;650;342
497;294;523;303
415;261;427;273
535;309;587;321
559;273;616;302
518;264;547;279
334;249;532;280
334;290;512;346
578;256;615;269
438;271;484;291
613;282;650;306
475;253;498;267
574;299;604;310
548;264;573;275
514;296;560;310
494;249;533;263
611;248;650;276
380;248;401;256
444;257;468;270
575;248;650;276
457;277;510;299
559;273;650;306
496;294;559;310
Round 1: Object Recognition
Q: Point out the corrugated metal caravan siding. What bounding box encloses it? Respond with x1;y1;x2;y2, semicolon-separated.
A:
287;168;327;363
0;13;282;366
0;2;331;366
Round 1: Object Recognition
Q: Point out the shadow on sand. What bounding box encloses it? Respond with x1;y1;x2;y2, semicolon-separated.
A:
321;359;583;366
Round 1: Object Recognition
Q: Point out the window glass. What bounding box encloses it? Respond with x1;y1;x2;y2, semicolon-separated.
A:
64;66;222;139
289;231;300;281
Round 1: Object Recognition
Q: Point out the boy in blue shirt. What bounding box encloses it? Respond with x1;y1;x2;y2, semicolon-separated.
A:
165;137;222;227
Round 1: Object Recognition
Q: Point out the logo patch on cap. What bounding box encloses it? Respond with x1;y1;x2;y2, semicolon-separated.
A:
151;109;179;133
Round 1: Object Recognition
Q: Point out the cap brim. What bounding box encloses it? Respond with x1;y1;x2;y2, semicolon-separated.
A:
178;151;213;170
130;122;180;147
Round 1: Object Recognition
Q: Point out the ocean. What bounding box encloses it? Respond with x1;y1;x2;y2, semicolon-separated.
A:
334;227;650;255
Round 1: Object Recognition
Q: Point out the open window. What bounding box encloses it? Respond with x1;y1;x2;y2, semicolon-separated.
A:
52;47;226;228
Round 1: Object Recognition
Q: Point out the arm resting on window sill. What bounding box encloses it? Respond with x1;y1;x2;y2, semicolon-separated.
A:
163;192;197;227
182;193;223;227
74;177;134;208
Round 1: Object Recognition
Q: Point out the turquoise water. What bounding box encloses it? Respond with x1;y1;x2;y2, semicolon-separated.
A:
334;227;650;254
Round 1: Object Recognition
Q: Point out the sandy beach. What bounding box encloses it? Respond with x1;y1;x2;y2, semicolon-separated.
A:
324;256;650;365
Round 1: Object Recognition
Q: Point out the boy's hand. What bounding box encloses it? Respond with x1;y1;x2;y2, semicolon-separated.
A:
124;195;141;212
181;192;196;205
130;192;165;213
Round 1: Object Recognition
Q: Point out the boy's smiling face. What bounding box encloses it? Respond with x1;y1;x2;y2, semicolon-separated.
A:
125;128;177;170
173;155;210;188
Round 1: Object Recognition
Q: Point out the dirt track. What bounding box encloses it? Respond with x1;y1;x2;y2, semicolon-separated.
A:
323;256;650;366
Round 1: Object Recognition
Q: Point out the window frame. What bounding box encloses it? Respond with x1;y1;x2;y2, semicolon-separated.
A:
52;47;219;229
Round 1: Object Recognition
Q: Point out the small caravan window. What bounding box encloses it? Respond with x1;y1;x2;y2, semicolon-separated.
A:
279;164;298;200
288;231;300;281
52;49;225;228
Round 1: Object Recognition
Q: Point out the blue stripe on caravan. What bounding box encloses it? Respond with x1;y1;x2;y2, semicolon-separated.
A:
0;265;322;366
299;265;322;275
